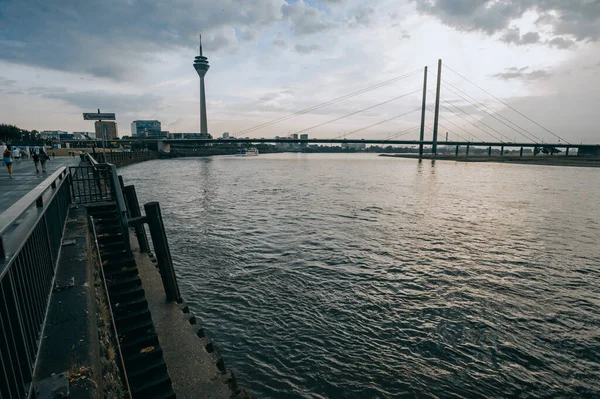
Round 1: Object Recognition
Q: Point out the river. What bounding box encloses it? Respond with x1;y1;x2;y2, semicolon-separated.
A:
119;153;600;398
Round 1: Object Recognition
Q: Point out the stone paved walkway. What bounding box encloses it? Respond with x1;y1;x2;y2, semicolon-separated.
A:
0;156;80;213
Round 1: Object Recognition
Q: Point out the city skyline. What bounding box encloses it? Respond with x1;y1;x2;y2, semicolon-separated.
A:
0;1;599;143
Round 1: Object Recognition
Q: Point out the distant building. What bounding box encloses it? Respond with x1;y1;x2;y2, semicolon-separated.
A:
41;130;67;140
138;130;168;139
131;120;161;137
181;133;212;139
95;121;118;140
291;133;299;140
341;142;366;150
300;133;309;148
222;132;230;139
73;131;96;139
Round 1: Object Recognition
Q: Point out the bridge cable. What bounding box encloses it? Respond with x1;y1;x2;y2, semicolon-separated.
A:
426;104;485;142
443;64;570;144
437;122;470;142
233;68;423;137
382;124;426;141
335;106;423;139
289;89;422;136
440;79;542;143
426;80;513;142
427;91;501;141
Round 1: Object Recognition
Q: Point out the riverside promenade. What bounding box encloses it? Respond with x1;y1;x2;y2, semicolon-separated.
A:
0;157;79;213
0;151;248;399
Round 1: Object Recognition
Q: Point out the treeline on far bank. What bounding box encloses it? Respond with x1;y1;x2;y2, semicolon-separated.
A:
0;123;48;145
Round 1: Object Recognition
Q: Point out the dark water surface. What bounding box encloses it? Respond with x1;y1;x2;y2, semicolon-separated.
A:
120;154;600;398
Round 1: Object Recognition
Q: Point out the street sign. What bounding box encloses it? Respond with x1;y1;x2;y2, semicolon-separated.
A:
83;112;115;120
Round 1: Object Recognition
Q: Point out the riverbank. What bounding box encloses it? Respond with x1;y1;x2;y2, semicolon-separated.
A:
380;153;600;167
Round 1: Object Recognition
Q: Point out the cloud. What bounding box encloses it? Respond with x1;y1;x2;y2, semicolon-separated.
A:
547;36;576;49
281;0;336;35
42;90;164;114
412;0;600;47
353;7;376;27
500;27;540;45
492;67;551;81
0;77;16;86
0;0;286;79
295;44;321;53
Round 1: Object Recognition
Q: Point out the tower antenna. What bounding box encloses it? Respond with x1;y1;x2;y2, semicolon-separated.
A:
199;34;203;56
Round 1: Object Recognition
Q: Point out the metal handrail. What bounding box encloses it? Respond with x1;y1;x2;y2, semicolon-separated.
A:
0;167;69;263
0;167;67;238
0;165;72;398
81;153;131;254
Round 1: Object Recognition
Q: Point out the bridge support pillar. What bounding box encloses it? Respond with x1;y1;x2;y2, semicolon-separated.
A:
533;146;537;156
519;147;523;157
565;147;570;156
418;66;428;158
432;59;442;155
157;141;171;153
488;146;491;156
455;145;459;157
466;144;470;156
500;146;504;156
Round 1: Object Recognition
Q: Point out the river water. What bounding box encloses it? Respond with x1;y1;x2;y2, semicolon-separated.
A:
120;154;600;398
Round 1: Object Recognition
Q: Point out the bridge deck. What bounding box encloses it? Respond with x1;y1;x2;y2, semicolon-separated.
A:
0;156;80;214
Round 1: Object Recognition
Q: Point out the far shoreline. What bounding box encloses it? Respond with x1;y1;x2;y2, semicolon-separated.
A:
379;153;600;168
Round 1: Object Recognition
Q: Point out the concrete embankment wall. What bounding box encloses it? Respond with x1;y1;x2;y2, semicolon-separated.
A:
93;151;159;167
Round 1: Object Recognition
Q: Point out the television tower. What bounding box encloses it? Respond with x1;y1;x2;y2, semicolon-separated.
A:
193;34;210;134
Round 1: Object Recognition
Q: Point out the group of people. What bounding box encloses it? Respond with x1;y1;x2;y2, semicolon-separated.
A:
3;145;51;179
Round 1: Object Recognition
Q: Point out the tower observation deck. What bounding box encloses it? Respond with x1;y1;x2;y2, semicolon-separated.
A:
193;34;210;134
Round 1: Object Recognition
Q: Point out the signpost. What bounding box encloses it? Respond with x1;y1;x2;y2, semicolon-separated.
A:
83;110;115;153
83;112;115;120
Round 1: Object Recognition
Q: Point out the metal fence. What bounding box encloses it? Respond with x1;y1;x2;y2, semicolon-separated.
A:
69;164;114;204
93;151;157;166
0;167;71;398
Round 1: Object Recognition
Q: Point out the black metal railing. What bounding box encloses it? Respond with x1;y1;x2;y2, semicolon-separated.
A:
0;167;71;398
93;151;157;166
73;153;131;251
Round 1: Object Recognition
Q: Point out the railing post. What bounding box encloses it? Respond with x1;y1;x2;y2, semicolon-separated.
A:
108;165;131;253
143;202;181;302
124;185;150;253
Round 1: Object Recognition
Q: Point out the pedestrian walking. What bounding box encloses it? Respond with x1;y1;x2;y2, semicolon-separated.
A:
52;151;56;159
3;146;14;178
32;151;40;173
12;147;21;164
40;148;49;172
79;151;85;162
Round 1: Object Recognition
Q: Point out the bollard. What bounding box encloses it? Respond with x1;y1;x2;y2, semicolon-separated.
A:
144;201;181;302
124;185;150;253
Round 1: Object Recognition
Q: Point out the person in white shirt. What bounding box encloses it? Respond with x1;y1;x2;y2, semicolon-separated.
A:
12;148;20;164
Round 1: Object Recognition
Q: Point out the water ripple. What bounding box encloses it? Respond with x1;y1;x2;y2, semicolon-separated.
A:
121;154;600;398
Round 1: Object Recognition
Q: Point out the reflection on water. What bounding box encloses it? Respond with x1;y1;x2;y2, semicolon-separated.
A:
120;154;600;398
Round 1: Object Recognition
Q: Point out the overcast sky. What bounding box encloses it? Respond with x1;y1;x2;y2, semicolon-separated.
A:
0;0;599;143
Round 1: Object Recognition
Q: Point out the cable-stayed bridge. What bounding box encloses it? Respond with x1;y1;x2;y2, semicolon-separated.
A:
66;60;599;156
